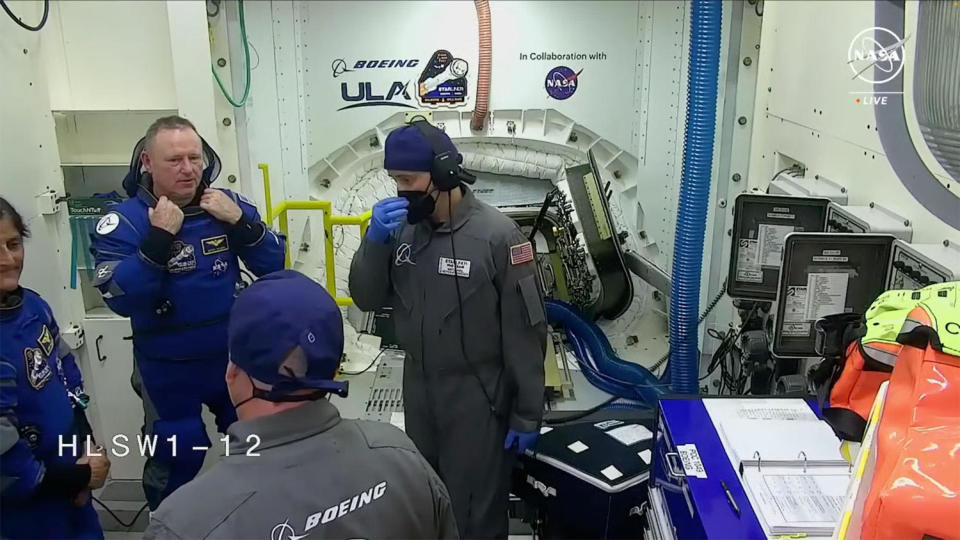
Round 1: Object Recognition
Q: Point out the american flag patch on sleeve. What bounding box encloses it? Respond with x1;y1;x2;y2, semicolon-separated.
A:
510;241;534;265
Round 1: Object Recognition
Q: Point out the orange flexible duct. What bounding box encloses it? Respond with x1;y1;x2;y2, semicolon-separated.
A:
471;0;491;131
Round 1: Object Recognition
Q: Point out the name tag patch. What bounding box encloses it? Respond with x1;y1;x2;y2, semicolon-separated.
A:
438;257;471;278
201;235;230;255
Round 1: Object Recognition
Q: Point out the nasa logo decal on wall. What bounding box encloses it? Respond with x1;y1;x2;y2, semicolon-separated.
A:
417;49;469;107
545;66;581;100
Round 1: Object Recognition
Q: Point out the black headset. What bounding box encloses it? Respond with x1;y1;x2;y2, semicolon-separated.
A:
409;119;475;192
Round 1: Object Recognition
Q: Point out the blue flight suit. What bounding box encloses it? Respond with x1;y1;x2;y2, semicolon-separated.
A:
1;288;103;539
88;179;285;509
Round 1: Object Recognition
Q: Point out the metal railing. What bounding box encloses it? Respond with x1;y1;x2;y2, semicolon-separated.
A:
259;163;370;306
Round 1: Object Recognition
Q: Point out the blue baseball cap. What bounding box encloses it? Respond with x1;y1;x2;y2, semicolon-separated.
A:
228;270;347;399
383;123;461;172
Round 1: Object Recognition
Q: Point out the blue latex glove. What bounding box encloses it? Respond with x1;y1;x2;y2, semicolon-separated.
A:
366;197;409;244
504;429;539;454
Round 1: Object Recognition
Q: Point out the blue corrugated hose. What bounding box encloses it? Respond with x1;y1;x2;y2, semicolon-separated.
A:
669;0;723;394
547;299;667;405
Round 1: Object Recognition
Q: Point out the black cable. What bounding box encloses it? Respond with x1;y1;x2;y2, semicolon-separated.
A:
1;0;49;31
651;277;729;376
769;164;804;185
529;189;556;243
341;349;385;376
545;396;618;425
91;496;149;529
447;194;501;416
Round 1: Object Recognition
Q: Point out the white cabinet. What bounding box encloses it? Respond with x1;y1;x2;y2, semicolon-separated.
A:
78;315;144;480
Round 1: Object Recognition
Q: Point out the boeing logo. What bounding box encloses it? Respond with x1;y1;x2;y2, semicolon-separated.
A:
332;58;420;77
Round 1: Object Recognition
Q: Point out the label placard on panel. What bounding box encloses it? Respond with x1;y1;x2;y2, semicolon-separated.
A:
805;273;850;320
736;238;762;283
782;286;811;336
759;223;795;267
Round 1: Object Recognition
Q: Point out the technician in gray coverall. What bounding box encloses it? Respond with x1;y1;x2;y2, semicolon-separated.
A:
143;270;457;539
349;122;547;539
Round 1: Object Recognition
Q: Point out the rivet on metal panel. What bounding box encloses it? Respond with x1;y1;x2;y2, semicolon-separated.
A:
869;202;875;208
732;173;742;182
944;240;950;247
903;220;910;227
738;116;748;125
227;175;237;183
217;58;227;67
719;199;727;209
743;57;752;66
222;118;232;127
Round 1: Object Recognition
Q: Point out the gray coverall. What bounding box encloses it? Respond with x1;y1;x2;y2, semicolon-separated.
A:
143;399;458;539
349;186;548;539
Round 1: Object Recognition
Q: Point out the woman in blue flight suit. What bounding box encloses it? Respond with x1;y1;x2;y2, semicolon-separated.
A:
0;197;110;539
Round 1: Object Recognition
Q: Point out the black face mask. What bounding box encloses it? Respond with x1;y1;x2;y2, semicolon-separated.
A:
397;189;437;224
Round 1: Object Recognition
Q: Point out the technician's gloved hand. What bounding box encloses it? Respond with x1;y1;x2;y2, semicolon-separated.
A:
366;197;409;244
504;429;539;455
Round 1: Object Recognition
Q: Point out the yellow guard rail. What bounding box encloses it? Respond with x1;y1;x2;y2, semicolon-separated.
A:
259;163;371;306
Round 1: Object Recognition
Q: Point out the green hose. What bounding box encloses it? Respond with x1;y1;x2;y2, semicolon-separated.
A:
211;0;251;108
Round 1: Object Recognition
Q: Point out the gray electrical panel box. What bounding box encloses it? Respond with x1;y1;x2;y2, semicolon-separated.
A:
727;193;830;300
826;203;913;242
887;241;960;290
773;233;894;358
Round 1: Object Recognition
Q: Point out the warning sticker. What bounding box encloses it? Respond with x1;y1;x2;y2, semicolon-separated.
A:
759;223;795;267
782;321;811;337
805;273;849;320
736;238;762;283
766;212;796;220
782;286;810;336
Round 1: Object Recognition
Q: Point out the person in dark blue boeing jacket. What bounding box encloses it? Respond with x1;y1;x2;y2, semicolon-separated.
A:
1;197;110;539
88;116;285;510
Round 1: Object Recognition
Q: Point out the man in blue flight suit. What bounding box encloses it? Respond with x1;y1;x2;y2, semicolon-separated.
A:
88;116;285;509
1;197;110;539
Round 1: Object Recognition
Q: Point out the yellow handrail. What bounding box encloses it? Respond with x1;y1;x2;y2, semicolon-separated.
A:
258;163;372;306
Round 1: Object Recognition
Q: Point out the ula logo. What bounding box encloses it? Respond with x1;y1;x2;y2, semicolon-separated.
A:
847;27;908;84
338;81;415;111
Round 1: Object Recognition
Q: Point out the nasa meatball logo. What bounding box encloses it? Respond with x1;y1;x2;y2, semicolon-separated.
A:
847;27;907;84
545;66;581;100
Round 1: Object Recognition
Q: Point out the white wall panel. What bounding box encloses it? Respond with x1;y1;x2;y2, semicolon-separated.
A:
301;1;642;161
1;5;81;325
41;1;177;111
749;0;959;244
